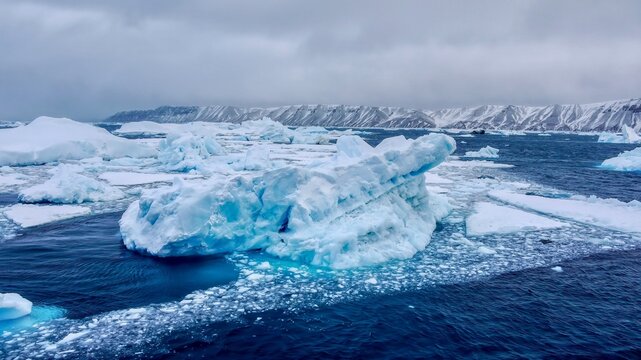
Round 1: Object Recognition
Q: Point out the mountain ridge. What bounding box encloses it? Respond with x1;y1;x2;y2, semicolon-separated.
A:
104;98;641;132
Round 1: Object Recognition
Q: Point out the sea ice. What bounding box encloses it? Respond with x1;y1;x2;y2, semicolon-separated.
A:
0;117;155;166
488;190;641;234
120;133;456;268
19;165;125;204
464;146;499;158
0;293;32;321
600;147;641;172
465;202;567;236
4;204;91;228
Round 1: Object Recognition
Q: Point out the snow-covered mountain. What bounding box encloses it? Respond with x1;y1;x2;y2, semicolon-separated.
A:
105;98;641;132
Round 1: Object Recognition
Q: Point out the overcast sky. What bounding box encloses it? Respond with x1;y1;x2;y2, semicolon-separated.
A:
1;0;640;121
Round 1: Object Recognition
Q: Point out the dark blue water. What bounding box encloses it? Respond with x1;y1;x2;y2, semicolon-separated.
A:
0;212;237;319
2;130;641;358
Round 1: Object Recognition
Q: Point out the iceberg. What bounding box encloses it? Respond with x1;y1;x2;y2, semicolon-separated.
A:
600;147;641;172
158;132;226;172
120;134;456;268
241;117;295;144
464;146;499;158
465;202;567;236
19;165;125;204
0;293;32;321
597;125;641;144
0;117;155;166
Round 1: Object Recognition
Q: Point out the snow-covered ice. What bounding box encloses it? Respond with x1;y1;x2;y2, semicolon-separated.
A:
158;132;226;172
600;147;641;172
465;202;567;236
488;190;641;234
4;204;91;228
464;146;500;158
0;293;32;321
19;165;124;204
0;117;155;166
120;134;456;268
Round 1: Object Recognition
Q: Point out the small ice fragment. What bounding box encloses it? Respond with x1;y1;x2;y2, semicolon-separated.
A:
551;266;563;273
364;277;378;285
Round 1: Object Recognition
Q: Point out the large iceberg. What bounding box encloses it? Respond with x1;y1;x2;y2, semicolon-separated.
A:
120;134;456;268
0;117;155;166
19;165;125;204
0;293;33;321
600;147;641;172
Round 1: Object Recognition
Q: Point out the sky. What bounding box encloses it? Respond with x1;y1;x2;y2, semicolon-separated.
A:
0;0;640;121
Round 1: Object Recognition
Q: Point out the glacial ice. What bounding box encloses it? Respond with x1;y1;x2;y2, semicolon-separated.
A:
464;146;500;158
465;202;567;236
0;117;155;166
19;165;125;204
600;147;641;172
98;172;202;186
120;133;456;268
0;293;33;321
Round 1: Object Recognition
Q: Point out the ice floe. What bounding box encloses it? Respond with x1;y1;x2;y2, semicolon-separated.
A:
4;204;91;228
98;172;202;186
488;190;641;234
597;125;641;144
465;202;567;236
0;117;155;166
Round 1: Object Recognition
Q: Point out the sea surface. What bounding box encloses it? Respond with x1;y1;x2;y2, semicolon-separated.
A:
1;129;640;358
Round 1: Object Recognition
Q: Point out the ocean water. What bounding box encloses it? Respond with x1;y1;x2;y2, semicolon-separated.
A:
1;129;641;358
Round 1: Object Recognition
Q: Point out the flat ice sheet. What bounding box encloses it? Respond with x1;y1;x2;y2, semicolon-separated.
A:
489;190;641;234
465;202;567;236
4;204;91;228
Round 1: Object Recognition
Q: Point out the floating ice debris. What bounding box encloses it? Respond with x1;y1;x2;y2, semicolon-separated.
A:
551;266;563;273
465;202;567;236
120;134;456;268
464;146;500;158
0;117;155;166
0;293;32;321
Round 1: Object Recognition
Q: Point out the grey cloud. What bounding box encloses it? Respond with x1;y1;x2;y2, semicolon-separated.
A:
0;0;640;121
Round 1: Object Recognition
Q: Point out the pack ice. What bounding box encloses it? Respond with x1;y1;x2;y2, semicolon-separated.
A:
0;116;154;166
120;134;456;268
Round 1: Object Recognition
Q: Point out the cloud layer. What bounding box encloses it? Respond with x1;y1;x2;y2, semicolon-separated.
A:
1;0;640;121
